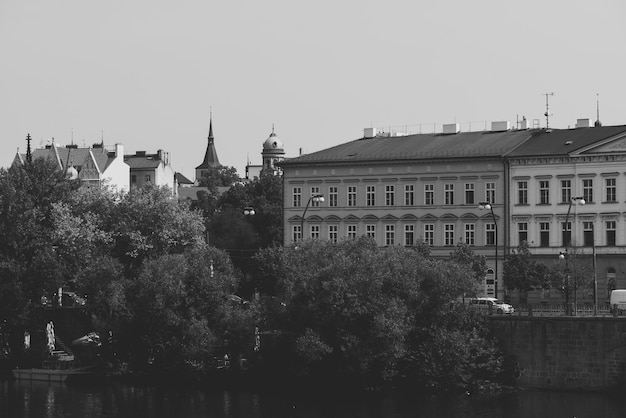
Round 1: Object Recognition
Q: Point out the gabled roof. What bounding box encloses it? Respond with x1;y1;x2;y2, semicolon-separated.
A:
280;129;533;166
506;125;626;157
125;155;163;169
22;144;113;173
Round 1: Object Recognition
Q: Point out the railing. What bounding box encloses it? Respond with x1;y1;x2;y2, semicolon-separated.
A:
513;304;613;317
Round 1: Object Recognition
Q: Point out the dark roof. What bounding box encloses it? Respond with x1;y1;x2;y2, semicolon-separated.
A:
196;118;222;169
125;155;162;169
280;130;533;166
506;125;626;157
175;172;194;185
28;145;113;172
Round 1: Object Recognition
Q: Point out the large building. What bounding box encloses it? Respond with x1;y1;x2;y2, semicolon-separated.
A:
279;120;626;302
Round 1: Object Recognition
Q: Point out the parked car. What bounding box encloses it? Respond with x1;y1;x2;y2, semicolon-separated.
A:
609;289;626;313
468;297;514;315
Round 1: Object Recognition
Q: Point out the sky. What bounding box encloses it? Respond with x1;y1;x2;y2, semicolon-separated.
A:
2;0;625;180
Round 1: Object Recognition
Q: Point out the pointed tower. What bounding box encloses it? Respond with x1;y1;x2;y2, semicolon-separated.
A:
195;113;222;182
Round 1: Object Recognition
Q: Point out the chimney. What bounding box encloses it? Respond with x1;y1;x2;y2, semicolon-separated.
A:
442;123;460;134
363;127;377;138
575;118;591;128
115;143;123;157
491;121;511;131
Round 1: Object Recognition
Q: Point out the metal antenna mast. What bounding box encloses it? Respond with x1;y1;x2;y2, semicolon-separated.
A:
543;92;554;129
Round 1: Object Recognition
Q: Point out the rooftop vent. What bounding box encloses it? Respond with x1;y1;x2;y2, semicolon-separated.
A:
442;123;460;134
363;127;377;139
491;121;511;132
575;118;591;128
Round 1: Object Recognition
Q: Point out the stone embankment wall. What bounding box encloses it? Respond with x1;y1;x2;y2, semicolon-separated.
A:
489;316;626;390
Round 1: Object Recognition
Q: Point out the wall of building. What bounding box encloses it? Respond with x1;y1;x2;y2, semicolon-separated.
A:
489;316;626;390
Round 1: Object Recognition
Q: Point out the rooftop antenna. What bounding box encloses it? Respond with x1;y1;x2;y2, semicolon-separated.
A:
595;93;602;127
543;92;554;129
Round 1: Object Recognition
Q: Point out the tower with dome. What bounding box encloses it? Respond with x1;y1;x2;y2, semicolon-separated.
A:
245;126;285;180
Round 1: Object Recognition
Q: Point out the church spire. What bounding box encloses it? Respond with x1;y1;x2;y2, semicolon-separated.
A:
195;111;222;178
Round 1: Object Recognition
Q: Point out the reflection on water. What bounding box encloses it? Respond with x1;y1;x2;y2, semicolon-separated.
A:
1;379;626;418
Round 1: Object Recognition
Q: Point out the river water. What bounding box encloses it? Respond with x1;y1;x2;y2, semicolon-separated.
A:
1;378;625;418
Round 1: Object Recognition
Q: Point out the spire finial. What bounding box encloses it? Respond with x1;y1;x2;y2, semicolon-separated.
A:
208;109;214;141
25;133;32;164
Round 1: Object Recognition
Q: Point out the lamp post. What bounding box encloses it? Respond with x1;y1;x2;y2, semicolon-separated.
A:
300;194;324;240
243;206;256;216
559;196;585;315
479;201;497;298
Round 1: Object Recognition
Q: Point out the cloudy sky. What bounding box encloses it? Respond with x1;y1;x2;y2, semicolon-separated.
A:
2;0;625;179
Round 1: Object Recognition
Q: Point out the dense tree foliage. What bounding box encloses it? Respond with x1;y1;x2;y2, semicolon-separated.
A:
254;237;504;393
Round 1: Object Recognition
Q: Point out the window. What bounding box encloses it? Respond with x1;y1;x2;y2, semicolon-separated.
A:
465;183;475;205
404;224;414;246
404;184;414;206
385;185;395;206
366;185;376;206
444;184;454;205
385;224;395;246
366;224;376;239
606;178;617;202
539;180;550;204
347;186;357;207
310;225;320;239
517;181;528;205
347;224;357;239
562;221;571;247
423;224;434;245
464;224;475;245
518;222;528;244
485;182;496;204
131;175;137;183
311;187;321;207
561;179;572;203
583;222;594;247
145;175;151;182
486;223;495;245
424;184;434;205
539;222;550;247
444;224;455;246
329;225;338;243
582;179;593;203
606;221;616;246
328;186;338;207
292;225;302;242
293;187;302;207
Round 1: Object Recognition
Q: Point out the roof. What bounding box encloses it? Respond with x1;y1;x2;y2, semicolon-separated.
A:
125;155;163;169
175;172;194;185
279;129;533;167
26;145;113;172
196;117;222;169
506;125;626;157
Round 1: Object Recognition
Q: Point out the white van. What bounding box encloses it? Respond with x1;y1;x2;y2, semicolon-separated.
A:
609;289;626;313
468;297;514;315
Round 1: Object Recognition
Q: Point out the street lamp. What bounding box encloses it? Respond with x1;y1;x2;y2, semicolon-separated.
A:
479;201;498;298
243;206;256;216
560;196;585;315
300;194;324;240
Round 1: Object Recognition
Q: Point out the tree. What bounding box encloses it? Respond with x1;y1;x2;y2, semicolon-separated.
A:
503;242;548;304
546;249;594;310
449;242;487;297
253;237;504;392
198;166;240;190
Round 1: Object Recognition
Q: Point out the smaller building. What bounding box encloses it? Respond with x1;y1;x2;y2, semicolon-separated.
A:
125;149;176;195
12;137;129;193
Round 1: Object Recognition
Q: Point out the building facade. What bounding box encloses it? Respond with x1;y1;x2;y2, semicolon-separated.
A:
280;122;626;303
506;122;626;305
280;125;534;300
